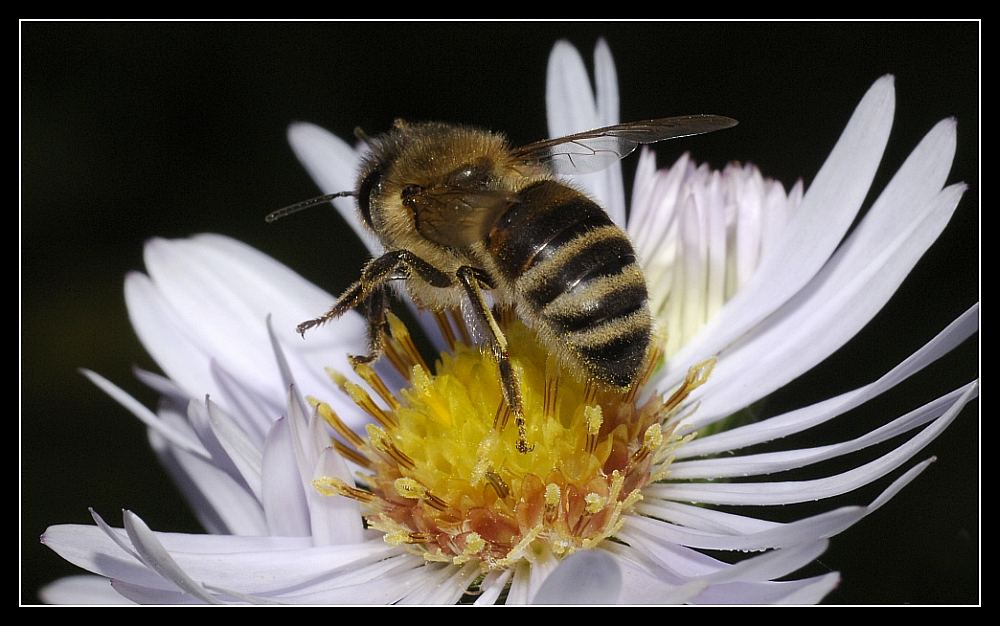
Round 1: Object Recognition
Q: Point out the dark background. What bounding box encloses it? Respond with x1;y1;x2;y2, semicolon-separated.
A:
22;22;978;604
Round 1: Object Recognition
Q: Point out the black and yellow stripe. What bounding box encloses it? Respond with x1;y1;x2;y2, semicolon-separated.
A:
487;180;650;388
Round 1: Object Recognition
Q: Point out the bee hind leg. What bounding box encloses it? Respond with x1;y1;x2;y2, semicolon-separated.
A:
456;266;533;453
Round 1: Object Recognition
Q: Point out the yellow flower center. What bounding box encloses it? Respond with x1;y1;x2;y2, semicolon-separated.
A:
313;311;711;571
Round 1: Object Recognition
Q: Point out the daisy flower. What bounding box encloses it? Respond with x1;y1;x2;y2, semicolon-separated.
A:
40;40;978;605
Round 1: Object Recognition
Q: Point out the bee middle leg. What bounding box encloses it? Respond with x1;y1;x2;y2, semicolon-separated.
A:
350;285;390;366
456;265;532;453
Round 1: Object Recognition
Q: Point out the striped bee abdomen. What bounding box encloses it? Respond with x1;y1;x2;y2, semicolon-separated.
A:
487;180;651;388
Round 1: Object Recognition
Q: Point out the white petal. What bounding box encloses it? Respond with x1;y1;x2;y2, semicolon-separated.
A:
546;40;598;145
532;550;622;604
286;122;381;254
121;511;221;604
308;447;364;545
676;305;979;446
622;508;864;552
184;398;251;491
656;382;975;505
591;38;626;224
692;147;965;419
626;528;829;585
111;580;203;604
43;522;186;591
150;430;268;536
506;548;558;604
39;575;134;605
474;568;513;605
635;499;776;535
209;360;274;445
546;40;622;217
205;398;263;499
400;561;479;604
601;547;708;604
261;417;311;537
670;385;974;479
690;573;840;605
124;271;220;405
141;236;367;416
82;369;206;458
133;367;189;406
663;76;896;385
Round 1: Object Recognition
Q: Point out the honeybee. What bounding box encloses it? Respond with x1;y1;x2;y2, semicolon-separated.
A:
271;116;736;452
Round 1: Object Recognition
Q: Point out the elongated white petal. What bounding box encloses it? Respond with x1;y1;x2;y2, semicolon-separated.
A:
506;548;558;605
602;547;708;603
151;431;268;536
692;171;965;420
308;447;364;545
286;122;381;254
657;383;974;505
39;575;134;605
664;76;896;383
624;507;864;552
111;580;202;604
140;237;367;415
533;550;622;604
590;38;626;224
635;499;778;535
205;398;263;499
546;40;598;149
261;417;311;537
545;39;624;220
676;304;978;444
670;385;975;479
474;568;513;605
133;367;190;406
122;511;221;604
401;562;480;605
82;369;206;458
691;573;840;605
209;360;274;445
125;271;222;405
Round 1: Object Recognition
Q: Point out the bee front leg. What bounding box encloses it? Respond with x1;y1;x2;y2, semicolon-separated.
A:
298;250;454;359
456;266;533;453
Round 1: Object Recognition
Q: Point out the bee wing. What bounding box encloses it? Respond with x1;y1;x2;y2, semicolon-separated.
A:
412;187;519;248
510;115;738;176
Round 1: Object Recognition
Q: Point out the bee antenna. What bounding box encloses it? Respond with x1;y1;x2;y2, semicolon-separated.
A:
265;191;356;223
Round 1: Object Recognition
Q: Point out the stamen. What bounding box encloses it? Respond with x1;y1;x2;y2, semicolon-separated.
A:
385;531;434;545
544;483;561;508
386;312;430;373
313;476;377;503
493;400;511;430
584;492;607;514
664;357;716;412
309;397;366;449
484;471;510;499
311;316;708;573
543;358;559;421
350;360;400;410
584;404;603;454
366;424;415;470
333;440;372;469
342;380;397;428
